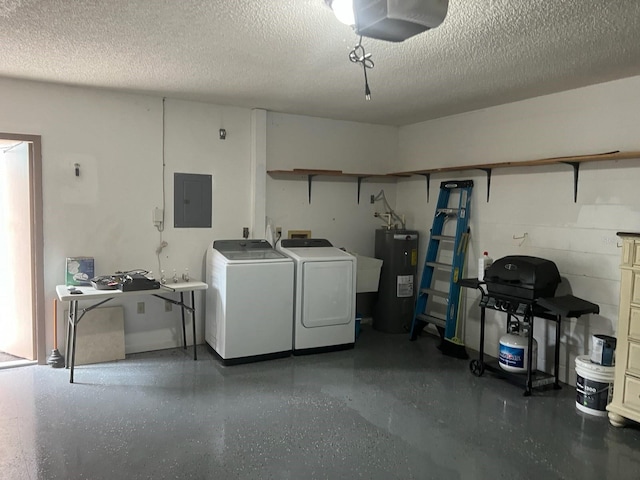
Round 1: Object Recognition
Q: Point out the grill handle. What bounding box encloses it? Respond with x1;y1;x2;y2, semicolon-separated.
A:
486;276;522;285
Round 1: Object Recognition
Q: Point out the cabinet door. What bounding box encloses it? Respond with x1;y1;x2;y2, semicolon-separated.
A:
622;238;633;266
622;375;640;413
633;272;640;305
630;308;640;341
628;341;640;376
634;241;640;267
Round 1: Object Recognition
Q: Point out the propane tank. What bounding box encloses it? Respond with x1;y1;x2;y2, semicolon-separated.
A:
499;332;538;374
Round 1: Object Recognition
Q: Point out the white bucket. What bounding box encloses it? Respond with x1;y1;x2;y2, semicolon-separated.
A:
575;355;615;417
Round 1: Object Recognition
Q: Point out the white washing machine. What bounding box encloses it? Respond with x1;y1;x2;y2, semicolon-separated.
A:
205;239;294;365
277;238;356;354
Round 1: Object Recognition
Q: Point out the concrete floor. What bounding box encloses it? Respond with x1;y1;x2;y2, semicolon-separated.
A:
1;326;639;480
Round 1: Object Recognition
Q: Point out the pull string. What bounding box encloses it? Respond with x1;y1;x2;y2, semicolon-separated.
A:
349;35;374;100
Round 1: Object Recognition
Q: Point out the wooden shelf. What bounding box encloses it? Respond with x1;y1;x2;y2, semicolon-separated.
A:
392;150;640;175
267;169;408;204
392;150;640;202
268;150;640;203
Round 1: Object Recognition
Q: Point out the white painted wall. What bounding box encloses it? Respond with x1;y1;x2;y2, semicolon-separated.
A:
0;78;255;354
396;75;640;384
266;112;399;255
4;69;638;384
0;78;397;357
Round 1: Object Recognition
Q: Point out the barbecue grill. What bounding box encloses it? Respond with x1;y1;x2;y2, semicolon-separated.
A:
482;255;561;313
460;255;599;396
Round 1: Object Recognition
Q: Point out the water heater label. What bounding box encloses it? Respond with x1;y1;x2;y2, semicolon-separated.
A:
397;275;413;297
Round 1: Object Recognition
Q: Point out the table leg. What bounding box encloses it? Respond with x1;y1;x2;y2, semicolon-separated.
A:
180;292;187;350
70;300;79;383
191;291;197;361
65;304;72;369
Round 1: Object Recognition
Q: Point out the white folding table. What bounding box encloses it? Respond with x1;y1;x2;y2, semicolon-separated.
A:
55;281;208;383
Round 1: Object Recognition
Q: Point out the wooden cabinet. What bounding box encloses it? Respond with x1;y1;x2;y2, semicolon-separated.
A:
607;233;640;426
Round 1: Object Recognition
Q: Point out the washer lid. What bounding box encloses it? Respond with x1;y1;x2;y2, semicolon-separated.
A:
214;239;273;251
213;239;287;260
221;250;288;261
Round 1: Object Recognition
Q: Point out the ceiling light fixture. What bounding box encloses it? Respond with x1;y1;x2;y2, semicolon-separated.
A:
326;0;355;26
326;0;449;43
326;1;449;100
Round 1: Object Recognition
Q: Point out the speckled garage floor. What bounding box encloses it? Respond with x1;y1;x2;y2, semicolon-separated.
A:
1;326;639;480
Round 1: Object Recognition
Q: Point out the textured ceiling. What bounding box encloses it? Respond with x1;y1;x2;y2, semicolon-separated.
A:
1;0;640;126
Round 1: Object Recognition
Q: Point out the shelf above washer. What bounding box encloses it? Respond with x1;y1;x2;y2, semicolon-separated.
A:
267;169;409;204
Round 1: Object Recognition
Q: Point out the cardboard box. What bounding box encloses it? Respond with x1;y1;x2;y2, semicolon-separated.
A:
68;306;125;365
66;257;94;286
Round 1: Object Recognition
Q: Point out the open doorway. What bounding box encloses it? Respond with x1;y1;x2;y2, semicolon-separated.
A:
0;133;44;368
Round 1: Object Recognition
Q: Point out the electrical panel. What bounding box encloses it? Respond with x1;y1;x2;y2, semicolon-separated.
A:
174;173;212;228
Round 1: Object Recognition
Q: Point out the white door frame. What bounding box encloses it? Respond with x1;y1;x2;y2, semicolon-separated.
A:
0;132;45;364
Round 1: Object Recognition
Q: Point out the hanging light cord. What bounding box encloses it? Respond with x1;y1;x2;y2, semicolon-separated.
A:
349;35;374;100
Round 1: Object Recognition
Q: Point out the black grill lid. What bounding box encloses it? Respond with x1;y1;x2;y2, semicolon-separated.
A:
485;255;561;299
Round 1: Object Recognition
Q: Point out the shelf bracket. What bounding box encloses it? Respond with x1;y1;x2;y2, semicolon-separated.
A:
480;168;492;202
561;161;580;202
357;176;365;204
307;174;316;204
419;173;431;202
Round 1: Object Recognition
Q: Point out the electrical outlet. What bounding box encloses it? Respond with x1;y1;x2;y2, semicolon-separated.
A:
276;226;282;236
165;301;172;312
370;195;375;204
137;302;145;314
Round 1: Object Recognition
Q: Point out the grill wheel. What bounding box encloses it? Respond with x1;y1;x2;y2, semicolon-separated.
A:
469;359;484;377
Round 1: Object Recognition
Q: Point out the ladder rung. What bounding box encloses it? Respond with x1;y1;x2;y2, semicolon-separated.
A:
421;288;449;298
431;235;455;241
441;180;473;190
436;208;459;215
416;314;447;329
425;261;452;270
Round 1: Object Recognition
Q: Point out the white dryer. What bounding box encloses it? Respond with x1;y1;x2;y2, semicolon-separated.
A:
205;239;294;365
277;238;356;354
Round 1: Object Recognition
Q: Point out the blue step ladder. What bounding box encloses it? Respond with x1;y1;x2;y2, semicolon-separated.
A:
409;180;473;359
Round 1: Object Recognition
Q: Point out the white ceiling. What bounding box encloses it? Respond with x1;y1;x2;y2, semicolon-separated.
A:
1;1;640;126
